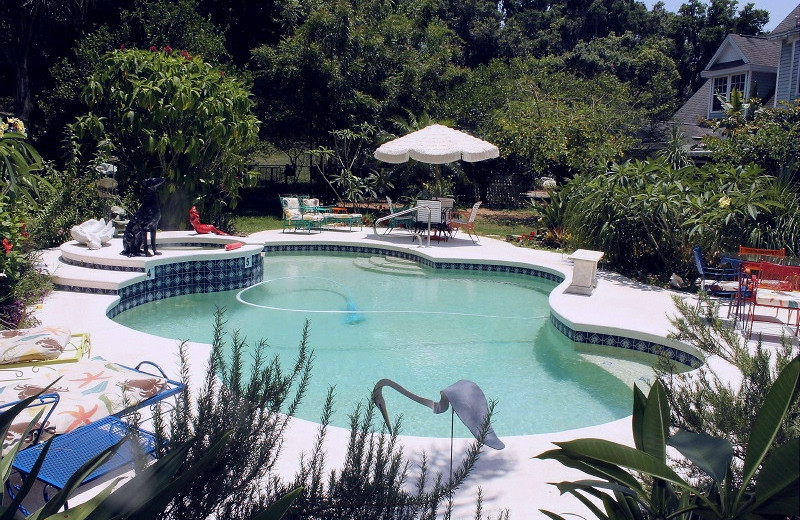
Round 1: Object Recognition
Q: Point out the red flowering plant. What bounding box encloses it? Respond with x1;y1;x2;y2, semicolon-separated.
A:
0;193;35;327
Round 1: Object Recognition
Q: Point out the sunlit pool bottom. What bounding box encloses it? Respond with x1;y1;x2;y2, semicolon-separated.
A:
114;252;659;438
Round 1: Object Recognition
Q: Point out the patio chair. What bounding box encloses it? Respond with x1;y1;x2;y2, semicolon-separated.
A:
280;196;324;233
738;245;786;257
693;246;743;317
413;200;446;241
383;197;415;234
449;201;482;243
0;357;183;453
743;261;800;337
0;328;91;377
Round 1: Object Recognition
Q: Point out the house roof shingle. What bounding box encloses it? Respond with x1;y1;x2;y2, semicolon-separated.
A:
769;4;800;36
673;80;711;126
726;34;780;68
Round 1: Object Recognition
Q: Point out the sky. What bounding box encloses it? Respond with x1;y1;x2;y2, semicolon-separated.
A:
641;0;796;31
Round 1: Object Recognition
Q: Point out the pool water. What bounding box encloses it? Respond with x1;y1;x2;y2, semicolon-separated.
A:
114;253;653;438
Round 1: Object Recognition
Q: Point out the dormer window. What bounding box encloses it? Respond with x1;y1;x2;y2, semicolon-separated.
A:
711;73;746;111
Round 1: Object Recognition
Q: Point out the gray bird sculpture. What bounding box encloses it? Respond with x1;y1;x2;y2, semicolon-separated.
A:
372;378;505;450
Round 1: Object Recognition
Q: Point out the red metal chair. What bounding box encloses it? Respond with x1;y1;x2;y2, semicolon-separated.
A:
738;245;786;257
744;261;800;337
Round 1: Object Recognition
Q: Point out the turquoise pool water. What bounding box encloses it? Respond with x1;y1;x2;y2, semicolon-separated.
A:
114;252;653;438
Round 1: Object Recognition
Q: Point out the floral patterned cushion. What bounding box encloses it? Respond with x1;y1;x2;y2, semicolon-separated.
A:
0;327;71;365
1;358;168;453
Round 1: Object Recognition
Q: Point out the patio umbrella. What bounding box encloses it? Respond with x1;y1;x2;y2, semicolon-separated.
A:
374;124;499;165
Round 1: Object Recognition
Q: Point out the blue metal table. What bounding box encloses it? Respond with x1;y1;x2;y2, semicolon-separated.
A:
11;416;158;512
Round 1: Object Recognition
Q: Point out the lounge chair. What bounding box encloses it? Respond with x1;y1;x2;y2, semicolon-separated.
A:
280;196;324;233
0;357;183;453
449;201;482;243
0;328;91;376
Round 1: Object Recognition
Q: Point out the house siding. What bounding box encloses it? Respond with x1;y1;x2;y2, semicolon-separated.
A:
751;71;775;99
776;40;799;103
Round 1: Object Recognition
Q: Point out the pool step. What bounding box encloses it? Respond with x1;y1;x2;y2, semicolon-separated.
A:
353;256;426;276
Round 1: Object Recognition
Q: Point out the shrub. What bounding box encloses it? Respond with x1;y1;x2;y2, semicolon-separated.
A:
74;47;260;228
0;193;51;329
660;295;800;474
555;158;799;281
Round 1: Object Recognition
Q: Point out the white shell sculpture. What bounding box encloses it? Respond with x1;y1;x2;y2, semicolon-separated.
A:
70;218;115;250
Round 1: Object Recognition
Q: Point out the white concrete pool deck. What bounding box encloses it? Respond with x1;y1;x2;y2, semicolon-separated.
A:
30;228;788;519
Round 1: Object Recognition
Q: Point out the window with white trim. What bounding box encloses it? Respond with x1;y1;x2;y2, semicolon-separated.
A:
730;73;745;97
712;77;728;111
711;73;747;111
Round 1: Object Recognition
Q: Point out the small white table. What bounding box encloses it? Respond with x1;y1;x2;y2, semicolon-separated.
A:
566;249;604;295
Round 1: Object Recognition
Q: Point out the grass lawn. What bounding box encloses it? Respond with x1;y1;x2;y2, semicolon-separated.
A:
233;206;539;238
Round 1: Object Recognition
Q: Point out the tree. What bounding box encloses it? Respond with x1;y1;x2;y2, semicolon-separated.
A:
0;0;88;122
457;57;643;183
705;100;800;183
74;47;260;228
251;0;466;156
39;0;231;160
564;32;680;119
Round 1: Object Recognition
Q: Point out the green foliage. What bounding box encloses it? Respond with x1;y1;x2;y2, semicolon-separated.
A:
662;296;800;470
657;124;691;170
74;48;260;228
250;0;466;153
557;158;799;281
27;130;116;250
705;100;800;182
564;33;680;119
536;354;800;520
454;57;642;183
0;193;48;329
0;124;53;329
0;119;49;208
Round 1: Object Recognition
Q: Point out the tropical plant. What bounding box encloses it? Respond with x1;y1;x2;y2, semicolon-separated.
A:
705;100;800;183
0;191;52;329
536;354;799;520
0;118;49;208
657;124;691;170
73;47;260;228
558;158;799;281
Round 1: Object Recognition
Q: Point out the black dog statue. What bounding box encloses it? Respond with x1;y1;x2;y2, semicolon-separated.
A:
121;177;166;257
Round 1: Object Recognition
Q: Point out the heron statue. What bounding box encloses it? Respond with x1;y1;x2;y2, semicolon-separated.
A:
372;378;505;450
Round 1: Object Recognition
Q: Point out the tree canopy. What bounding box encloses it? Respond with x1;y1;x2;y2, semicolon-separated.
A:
73;47;260;227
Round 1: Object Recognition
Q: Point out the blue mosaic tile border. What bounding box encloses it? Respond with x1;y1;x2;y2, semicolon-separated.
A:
53;284;118;295
262;244;565;282
60;256;145;272
550;314;702;369
60;242;226;272
106;254;263;318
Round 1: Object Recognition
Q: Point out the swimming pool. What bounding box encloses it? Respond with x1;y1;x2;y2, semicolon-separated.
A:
114;252;655;438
